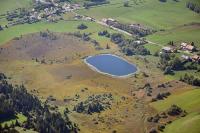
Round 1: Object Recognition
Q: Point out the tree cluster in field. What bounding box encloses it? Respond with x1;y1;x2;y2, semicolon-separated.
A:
69;32;103;50
77;23;88;30
123;1;129;7
147;104;186;133
73;93;113;114
0;25;3;31
138;83;153;96
180;73;200;86
0;73;78;133
158;52;200;77
72;31;91;41
98;30;110;38
40;30;57;40
83;0;110;8
158;53;184;74
167;104;186;116
110;33;150;56
184;61;200;71
186;2;200;14
151;92;171;102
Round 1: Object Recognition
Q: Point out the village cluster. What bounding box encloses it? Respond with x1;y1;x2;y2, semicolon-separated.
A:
0;0;82;29
162;42;200;63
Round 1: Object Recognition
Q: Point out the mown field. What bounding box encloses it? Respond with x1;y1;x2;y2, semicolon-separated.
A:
147;24;200;47
0;0;32;14
0;20;116;46
151;89;200;133
77;0;200;29
164;112;200;133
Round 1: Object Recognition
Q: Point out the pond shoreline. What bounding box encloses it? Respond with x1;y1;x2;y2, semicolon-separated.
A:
84;54;139;78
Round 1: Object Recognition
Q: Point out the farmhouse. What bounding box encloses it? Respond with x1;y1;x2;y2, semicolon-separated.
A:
162;46;177;53
84;16;94;21
192;55;200;62
62;3;72;12
162;47;172;53
181;55;191;61
186;45;195;51
133;40;147;45
102;18;117;25
180;42;195;52
71;4;81;10
180;42;187;48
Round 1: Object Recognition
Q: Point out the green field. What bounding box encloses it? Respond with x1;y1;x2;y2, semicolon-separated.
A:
0;0;32;14
151;89;200;112
147;24;200;47
165;70;200;81
164;112;200;133
0;20;115;45
151;88;200;133
144;43;162;55
77;0;200;29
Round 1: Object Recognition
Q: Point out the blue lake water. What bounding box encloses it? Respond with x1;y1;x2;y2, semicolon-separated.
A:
85;54;138;77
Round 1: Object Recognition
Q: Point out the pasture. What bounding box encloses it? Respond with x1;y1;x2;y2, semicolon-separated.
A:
0;0;32;14
151;89;200;133
164;112;200;133
77;0;200;29
0;20;115;46
147;24;200;47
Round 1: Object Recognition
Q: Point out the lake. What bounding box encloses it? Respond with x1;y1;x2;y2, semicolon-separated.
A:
84;54;138;77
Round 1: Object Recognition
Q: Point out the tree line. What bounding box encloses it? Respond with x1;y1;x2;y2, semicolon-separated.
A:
180;73;200;86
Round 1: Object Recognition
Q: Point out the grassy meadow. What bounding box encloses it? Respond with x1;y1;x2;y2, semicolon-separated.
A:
77;0;200;29
0;0;32;14
151;88;200;133
151;89;200;112
164;112;200;133
0;20;116;45
147;24;200;47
